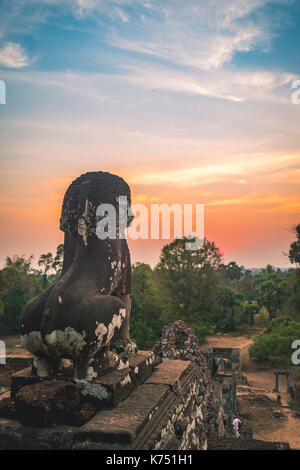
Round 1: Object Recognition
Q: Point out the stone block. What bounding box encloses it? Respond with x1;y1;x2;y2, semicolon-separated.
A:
15;380;95;426
0;391;15;419
11;367;42;398
78;351;155;409
0;418;77;450
76;383;170;445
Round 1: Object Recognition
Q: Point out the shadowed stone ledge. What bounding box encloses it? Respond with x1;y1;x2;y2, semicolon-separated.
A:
0;358;203;450
74;359;201;450
10;351;155;409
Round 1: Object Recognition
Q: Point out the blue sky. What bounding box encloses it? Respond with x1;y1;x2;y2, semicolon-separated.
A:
0;0;299;267
1;1;300;84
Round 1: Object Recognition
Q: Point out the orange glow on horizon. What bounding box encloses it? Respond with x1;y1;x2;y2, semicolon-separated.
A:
0;161;298;269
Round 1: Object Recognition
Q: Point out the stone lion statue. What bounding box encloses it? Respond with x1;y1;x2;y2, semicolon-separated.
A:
20;171;135;381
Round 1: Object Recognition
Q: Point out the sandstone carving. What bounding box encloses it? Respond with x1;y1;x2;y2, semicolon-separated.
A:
20;171;135;381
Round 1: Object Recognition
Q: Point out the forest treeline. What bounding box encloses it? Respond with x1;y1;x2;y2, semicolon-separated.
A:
0;224;299;366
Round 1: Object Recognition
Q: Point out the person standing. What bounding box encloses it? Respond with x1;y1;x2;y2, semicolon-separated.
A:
232;416;242;438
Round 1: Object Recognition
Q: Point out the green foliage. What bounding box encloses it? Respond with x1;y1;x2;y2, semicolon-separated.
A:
192;323;215;343
0;255;44;334
130;263;164;348
289;223;300;266
290;270;300;314
255;307;270;328
287;225;300;314
216;286;244;330
240;300;260;325
236;269;256;301
254;265;285;320
249;317;300;365
0;247;64;335
38;244;64;288
222;261;244;287
1;225;299;356
157;237;222;328
52;244;64;275
130;297;156;349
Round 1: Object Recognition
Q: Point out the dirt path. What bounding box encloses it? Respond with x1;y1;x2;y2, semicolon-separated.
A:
199;333;252;364
200;333;300;449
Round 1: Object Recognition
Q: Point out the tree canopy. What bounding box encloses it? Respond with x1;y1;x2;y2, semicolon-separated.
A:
0;224;299;364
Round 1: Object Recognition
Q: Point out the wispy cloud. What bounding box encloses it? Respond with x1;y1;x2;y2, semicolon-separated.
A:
0;0;298;269
133;153;300;186
1;70;114;103
120;63;295;102
0;0;294;76
111;23;266;72
109;0;289;71
0;0;133;41
115;7;130;23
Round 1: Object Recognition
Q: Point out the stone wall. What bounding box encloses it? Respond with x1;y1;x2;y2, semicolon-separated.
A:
205;347;241;375
153;320;227;447
291;384;300;410
153;320;202;362
0;359;224;450
0;321;292;449
0;321;229;450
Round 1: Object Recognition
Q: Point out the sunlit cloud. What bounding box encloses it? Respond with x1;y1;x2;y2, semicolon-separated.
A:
109;0;283;71
120;63;295;102
0;42;30;68
133;153;300;186
0;0;299;268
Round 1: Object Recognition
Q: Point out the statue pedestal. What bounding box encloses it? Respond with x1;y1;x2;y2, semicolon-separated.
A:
11;351;155;409
0;356;207;450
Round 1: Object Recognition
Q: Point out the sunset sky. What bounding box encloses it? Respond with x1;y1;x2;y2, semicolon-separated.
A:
0;0;299;268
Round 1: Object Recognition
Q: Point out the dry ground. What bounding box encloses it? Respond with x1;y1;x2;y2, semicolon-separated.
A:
2;335;28;356
0;335;30;390
200;333;300;449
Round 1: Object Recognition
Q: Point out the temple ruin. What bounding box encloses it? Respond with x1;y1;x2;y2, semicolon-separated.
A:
0;171;293;450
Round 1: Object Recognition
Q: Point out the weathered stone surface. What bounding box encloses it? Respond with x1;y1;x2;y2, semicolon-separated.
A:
151;322;227;449
0;392;15;419
127;350;156;385
20;171;135;381
83;351;155;408
71;402;96;426
75;359;210;450
208;437;290;450
76;383;170;445
145;359;190;387
206;347;241;373
0;418;76;450
11;351;155;412
0;353;32;370
290;384;300;410
11;367;42;398
153;320;203;362
1;321;289;450
0;351;287;450
15;380;95;426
